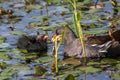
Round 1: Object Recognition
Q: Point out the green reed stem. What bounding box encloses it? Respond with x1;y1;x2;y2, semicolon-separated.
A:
55;41;58;73
68;0;86;59
52;31;65;74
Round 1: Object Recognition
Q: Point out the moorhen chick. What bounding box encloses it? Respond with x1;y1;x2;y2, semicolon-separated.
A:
53;26;120;58
17;32;48;52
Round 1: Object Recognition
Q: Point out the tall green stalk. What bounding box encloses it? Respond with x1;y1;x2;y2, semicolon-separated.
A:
68;0;86;59
52;31;65;73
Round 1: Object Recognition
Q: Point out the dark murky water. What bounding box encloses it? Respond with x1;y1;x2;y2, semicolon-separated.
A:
0;0;120;80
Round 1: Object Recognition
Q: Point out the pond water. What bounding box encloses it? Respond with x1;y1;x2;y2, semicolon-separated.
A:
0;0;120;80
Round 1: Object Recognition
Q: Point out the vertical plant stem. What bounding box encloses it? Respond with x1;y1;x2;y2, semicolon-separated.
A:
77;18;87;59
73;0;79;37
72;0;87;60
55;41;58;73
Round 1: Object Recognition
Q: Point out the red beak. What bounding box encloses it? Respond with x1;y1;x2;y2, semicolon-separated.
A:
42;34;48;40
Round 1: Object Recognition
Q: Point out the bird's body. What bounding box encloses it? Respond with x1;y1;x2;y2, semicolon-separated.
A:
17;34;47;52
55;26;120;58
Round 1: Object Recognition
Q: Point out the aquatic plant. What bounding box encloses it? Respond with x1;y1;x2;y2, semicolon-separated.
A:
52;29;65;73
67;0;86;59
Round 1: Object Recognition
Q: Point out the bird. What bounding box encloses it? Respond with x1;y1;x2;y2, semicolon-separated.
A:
52;25;120;58
17;32;48;52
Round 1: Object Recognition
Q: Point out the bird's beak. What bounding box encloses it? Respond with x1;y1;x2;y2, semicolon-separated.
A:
42;35;48;40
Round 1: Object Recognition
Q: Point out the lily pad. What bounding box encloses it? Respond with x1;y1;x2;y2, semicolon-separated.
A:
83;29;108;34
59;58;81;66
65;74;75;80
0;53;9;60
37;25;57;31
31;15;50;20
0;48;10;52
20;49;28;53
80;66;101;73
11;49;27;60
34;65;47;76
88;8;102;13
45;0;67;5
56;21;69;26
22;55;37;60
29;22;42;27
11;48;21;54
115;6;120;10
9;63;30;71
0;36;5;44
64;17;73;21
100;58;118;64
10;31;26;35
56;70;80;79
0;68;17;80
82;13;106;21
116;64;120;70
111;72;120;80
0;62;8;69
87;61;101;66
83;0;93;5
34;56;53;63
27;5;42;9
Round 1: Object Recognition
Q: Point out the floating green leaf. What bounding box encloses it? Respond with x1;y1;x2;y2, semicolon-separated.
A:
0;53;9;60
10;31;26;35
20;49;28;53
115;6;120;10
0;62;8;69
87;61;101;66
22;55;37;60
101;58;118;64
56;21;69;26
31;15;50;20
0;68;17;80
11;48;21;54
9;63;30;71
65;74;75;80
0;36;5;44
83;0;93;5
37;25;57;31
27;5;42;9
29;22;42;27
44;0;67;5
116;64;120;70
88;8;102;13
0;48;10;52
80;66;101;73
34;56;53;63
59;58;81;66
56;70;80;78
64;17;73;20
83;29;108;34
111;72;120;80
34;65;47;76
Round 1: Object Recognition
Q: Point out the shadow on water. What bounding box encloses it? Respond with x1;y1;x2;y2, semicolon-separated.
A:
0;0;120;80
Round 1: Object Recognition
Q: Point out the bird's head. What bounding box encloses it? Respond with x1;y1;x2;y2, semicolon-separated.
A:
36;32;48;41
